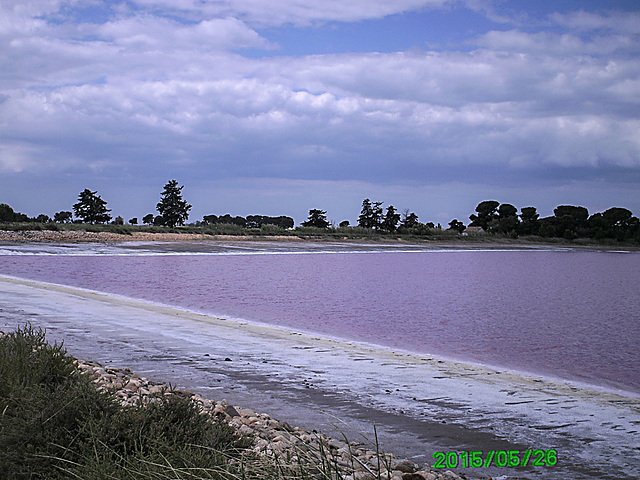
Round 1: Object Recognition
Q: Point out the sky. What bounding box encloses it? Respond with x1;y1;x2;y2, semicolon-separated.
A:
1;0;639;226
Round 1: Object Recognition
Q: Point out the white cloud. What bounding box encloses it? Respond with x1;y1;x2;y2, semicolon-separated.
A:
551;10;640;35
1;0;639;221
477;29;640;56
0;143;41;173
130;0;451;26
95;16;270;52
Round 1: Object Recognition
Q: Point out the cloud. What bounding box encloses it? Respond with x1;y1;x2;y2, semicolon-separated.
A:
550;10;640;35
95;16;271;52
1;1;639;222
130;0;451;26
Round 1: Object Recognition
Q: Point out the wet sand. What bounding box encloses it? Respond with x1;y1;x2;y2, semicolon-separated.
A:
1;275;639;479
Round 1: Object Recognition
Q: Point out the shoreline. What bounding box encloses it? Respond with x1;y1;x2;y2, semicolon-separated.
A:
2;275;639;479
1;228;638;252
2;272;638;401
73;357;474;480
2;273;639;402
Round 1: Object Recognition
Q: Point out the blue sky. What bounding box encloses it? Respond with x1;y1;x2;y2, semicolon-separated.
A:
1;0;639;226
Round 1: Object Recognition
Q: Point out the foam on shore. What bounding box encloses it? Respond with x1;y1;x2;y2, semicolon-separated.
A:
1;274;639;480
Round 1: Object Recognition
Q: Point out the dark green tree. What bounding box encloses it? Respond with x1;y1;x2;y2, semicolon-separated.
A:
554;205;589;221
553;205;589;238
73;189;112;224
35;214;51;223
129;217;138;225
339;220;350;228
0;204;15;222
302;209;330;228
218;214;247;227
469;200;499;231
54;211;73;223
381;205;400;232
156;180;192;227
142;213;155;225
400;209;419;230
589;207;639;240
448;219;466;234
518;207;539;235
494;203;519;233
358;199;383;229
202;214;218;225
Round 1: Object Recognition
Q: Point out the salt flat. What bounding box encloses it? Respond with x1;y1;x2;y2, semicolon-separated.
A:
1;274;639;480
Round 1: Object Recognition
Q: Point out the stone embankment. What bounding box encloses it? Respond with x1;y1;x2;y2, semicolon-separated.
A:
77;359;486;480
0;230;210;243
0;229;305;243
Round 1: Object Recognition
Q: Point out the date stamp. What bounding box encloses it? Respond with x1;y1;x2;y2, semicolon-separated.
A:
432;449;557;469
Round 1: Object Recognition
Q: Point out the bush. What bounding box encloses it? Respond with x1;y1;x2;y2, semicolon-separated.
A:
0;325;246;480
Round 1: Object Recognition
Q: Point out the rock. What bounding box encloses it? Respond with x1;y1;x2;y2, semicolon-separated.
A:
73;357;486;480
396;460;418;473
442;471;463;479
237;407;256;418
222;404;241;417
354;472;376;480
402;473;427;480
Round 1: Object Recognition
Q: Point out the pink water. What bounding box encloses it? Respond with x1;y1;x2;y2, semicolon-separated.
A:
1;249;639;393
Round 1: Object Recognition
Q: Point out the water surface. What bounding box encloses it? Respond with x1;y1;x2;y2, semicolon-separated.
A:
0;243;638;394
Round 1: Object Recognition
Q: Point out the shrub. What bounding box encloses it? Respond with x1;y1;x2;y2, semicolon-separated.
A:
0;326;246;480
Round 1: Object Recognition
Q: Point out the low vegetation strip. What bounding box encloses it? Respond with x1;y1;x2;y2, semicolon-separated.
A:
0;326;477;480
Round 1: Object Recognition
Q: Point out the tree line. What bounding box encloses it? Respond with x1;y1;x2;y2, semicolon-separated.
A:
1;183;639;242
466;200;640;241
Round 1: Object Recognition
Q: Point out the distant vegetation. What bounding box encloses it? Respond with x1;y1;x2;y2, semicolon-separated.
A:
1;182;639;244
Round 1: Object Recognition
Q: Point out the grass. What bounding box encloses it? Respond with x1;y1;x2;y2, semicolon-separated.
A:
0;325;249;479
1;221;639;248
0;325;396;480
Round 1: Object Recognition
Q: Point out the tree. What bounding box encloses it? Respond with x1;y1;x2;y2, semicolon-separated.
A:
142;214;155;225
518;207;539;235
494;203;519;233
0;204;16;223
469;200;499;231
35;214;51;223
113;216;124;225
156;180;192;227
129;217;138;225
358;199;383;229
589;207;639;240
217;214;246;227
553;205;589;239
301;209;330;228
400;209;419;229
381;205;400;232
73;189;112;224
54;211;73;223
554;205;589;221
339;220;350;228
448;219;466;234
202;214;218;225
